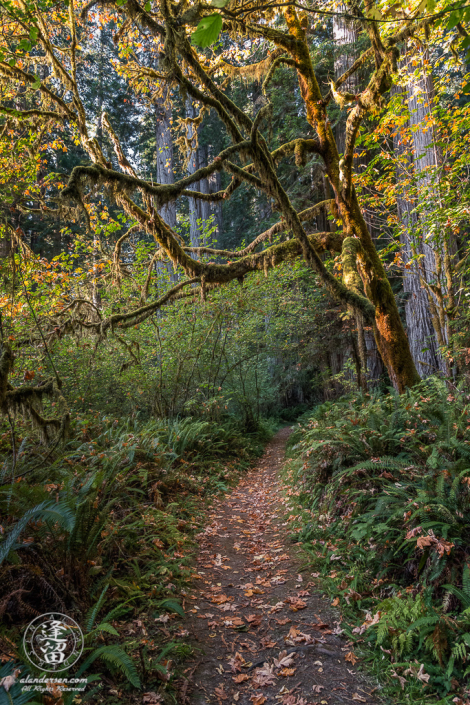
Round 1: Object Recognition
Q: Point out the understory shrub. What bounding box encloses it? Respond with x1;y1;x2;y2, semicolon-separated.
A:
285;378;470;703
0;413;266;700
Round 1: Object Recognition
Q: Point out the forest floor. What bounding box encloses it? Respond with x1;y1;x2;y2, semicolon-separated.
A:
175;427;380;705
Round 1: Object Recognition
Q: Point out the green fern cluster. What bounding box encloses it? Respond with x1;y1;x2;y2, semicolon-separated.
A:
288;378;470;699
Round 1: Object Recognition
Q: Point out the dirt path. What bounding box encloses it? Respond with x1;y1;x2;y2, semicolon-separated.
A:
179;427;379;705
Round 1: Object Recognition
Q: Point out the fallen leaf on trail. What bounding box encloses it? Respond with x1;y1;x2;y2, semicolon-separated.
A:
250;696;266;705
287;628;313;645
224;616;245;628
345;651;358;665
274;651;296;669
311;620;330;631
214;684;228;701
285;597;307;611
331;597;340;607
260;637;277;649
352;694;367;703
232;674;250;683
280;667;296;677
247;614;262;626
211;594;230;604
312;685;325;693
252;664;277;687
228;652;246;672
276;617;291;625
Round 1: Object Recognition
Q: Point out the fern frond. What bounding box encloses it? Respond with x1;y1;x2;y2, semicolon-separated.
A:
76;645;140;688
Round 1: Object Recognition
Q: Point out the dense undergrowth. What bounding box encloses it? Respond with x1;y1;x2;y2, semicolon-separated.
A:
284;378;470;705
0;413;271;704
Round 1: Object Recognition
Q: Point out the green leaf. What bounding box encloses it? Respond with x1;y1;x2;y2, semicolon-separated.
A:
8;57;16;67
191;13;223;48
447;10;462;30
29;26;39;43
211;0;230;7
426;0;436;12
32;74;41;89
144;1;151;10
158;598;185;617
366;6;382;21
18;39;32;51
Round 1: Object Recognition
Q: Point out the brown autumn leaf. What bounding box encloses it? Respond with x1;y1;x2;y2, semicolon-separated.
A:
214;684;228;701
225;616;245;628
276;617;291;625
232;674;250;683
260;637;277;649
247;614;262;626
228;652;246;672
312;685;325;694
279;667;296;677
345;651;358;665
352;694;367;702
416;535;435;549
211;594;229;604
274;651;296;669
250;696;266;705
331;597;340;607
285;596;307;611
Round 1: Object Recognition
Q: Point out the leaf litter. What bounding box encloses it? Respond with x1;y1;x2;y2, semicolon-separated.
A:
176;428;380;704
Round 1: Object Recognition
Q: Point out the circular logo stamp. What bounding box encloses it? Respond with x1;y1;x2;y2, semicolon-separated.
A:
23;613;84;672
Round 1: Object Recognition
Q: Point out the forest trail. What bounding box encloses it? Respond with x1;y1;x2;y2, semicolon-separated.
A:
178;428;379;705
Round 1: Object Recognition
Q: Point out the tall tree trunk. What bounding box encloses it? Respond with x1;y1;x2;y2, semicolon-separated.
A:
392;88;441;377
333;7;358;156
406;48;453;373
392;48;452;377
333;6;384;387
185;98;211;250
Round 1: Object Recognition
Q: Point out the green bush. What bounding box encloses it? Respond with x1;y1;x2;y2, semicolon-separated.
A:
286;378;470;701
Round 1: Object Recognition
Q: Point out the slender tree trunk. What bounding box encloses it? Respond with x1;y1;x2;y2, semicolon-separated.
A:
211;171;223;240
